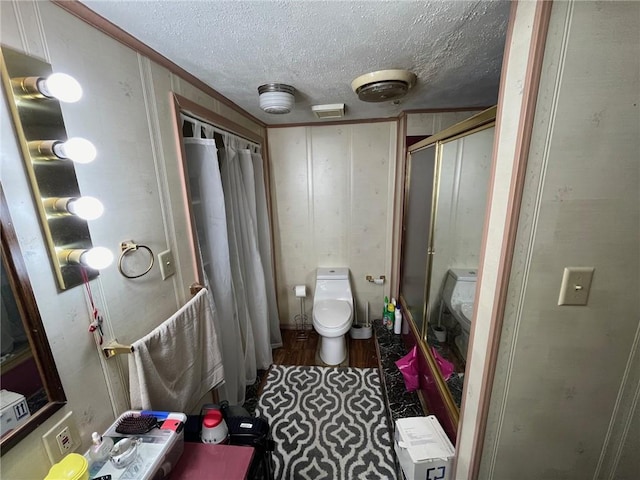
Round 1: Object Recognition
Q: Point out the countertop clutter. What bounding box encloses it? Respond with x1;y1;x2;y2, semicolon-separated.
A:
72;410;258;480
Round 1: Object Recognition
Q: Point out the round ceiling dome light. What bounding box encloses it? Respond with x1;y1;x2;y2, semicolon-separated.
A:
351;69;417;103
258;83;295;114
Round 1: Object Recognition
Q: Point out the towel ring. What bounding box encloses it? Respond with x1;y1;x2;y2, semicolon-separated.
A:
118;241;154;279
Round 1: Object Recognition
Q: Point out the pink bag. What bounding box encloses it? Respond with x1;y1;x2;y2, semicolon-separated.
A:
395;346;419;392
431;347;454;381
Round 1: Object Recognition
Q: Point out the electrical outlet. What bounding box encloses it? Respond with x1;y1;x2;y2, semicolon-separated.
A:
158;249;176;280
42;411;82;464
56;426;73;453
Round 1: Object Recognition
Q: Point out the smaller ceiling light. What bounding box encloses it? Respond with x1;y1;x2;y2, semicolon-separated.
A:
31;137;97;164
351;69;417;103
58;247;114;270
258;83;295;114
13;73;83;103
43;196;104;221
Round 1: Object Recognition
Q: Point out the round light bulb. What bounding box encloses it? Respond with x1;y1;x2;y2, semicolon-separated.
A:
82;247;114;270
38;73;83;103
53;137;97;164
67;197;104;221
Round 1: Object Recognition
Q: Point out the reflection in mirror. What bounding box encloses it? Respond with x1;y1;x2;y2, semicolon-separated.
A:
425;126;495;408
1;186;66;455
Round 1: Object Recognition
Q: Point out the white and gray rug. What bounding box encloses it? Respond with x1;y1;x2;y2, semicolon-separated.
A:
255;365;397;479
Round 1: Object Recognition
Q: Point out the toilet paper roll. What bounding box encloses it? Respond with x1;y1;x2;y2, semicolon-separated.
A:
294;285;307;297
374;278;385;285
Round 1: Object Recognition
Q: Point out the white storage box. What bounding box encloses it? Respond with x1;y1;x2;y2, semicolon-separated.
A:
86;410;187;480
0;389;30;437
394;415;455;480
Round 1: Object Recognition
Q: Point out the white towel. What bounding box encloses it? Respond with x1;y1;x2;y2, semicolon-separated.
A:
128;288;225;412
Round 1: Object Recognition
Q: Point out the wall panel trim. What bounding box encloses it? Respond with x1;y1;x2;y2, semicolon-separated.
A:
454;1;553;478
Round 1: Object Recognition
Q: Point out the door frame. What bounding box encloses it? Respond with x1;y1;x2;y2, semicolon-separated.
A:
453;1;554;478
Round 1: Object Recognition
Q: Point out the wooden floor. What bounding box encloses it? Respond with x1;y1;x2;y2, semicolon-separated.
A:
272;328;378;368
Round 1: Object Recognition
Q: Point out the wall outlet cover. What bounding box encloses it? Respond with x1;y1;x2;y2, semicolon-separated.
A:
42;411;82;464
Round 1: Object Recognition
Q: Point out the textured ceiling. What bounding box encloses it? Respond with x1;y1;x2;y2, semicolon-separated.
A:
80;0;510;125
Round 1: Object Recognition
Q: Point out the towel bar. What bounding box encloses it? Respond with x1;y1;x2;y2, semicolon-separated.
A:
103;341;134;359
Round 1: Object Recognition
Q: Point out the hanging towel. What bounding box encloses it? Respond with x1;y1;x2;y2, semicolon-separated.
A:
128;288;225;412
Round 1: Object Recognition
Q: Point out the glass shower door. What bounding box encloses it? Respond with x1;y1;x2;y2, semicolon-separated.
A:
399;144;437;338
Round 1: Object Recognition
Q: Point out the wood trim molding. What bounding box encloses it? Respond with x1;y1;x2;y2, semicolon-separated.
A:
458;1;554;478
1;185;66;453
402;106;491;115
408;106;497;153
267;116;398;128
51;0;266;128
173;93;264;145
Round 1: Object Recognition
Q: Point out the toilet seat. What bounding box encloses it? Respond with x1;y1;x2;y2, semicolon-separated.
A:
313;300;351;330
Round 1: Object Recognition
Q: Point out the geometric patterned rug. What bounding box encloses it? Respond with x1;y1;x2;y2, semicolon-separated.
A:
255;365;398;479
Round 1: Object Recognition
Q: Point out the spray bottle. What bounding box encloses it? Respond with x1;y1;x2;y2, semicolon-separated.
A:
385;301;395;330
394;305;402;334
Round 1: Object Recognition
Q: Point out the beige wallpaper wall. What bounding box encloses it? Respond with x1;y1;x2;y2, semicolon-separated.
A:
0;1;264;477
267;113;482;329
267;123;397;327
479;1;640;479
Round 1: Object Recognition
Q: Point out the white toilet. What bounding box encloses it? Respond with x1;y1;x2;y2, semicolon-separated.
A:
441;268;477;361
312;267;354;365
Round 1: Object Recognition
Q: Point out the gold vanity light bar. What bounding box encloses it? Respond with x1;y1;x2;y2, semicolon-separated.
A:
10;73;83;103
1;45;112;290
57;247;114;270
28;138;97;163
43;196;104;220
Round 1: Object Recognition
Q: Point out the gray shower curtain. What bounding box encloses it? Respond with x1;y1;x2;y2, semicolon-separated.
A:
182;115;282;405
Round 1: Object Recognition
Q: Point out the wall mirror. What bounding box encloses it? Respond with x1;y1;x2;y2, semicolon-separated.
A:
399;107;496;436
1;186;66;454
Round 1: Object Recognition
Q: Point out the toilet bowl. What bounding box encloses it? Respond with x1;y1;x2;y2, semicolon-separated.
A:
454;302;474;361
441;269;477;361
312;268;353;365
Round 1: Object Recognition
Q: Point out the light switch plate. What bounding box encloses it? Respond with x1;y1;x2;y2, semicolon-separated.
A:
558;267;595;306
158;249;176;280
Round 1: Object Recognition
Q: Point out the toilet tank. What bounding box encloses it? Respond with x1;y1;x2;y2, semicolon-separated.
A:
441;268;477;311
314;268;352;302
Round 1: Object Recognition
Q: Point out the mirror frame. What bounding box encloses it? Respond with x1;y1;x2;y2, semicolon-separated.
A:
1;185;66;455
399;107;497;434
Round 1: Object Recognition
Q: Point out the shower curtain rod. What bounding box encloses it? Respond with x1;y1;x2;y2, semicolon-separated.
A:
181;113;261;149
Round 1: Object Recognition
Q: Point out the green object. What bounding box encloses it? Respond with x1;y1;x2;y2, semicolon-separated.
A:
384;302;395;329
383;296;389;319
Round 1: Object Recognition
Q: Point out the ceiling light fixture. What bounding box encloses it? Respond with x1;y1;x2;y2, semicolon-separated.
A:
351;69;417;103
258;83;295;114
